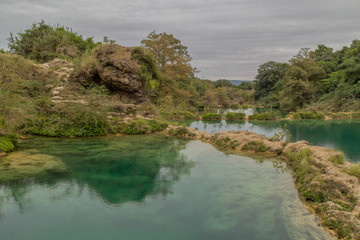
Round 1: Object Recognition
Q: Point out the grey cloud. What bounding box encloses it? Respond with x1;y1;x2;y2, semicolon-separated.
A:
1;0;359;80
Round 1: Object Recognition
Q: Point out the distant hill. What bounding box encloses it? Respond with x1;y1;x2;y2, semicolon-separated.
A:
228;80;253;85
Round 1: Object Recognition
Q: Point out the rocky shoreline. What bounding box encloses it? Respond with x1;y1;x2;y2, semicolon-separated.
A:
1;126;359;239
166;126;360;239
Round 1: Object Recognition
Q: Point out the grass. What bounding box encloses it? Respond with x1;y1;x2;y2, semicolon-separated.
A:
242;140;268;152
114;119;168;135
329;154;345;166
348;164;360;179
161;110;198;120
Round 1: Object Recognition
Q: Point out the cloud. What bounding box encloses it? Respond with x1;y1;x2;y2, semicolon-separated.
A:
1;0;359;80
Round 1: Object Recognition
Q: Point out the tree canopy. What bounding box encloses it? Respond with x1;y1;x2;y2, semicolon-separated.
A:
141;31;195;82
254;41;360;111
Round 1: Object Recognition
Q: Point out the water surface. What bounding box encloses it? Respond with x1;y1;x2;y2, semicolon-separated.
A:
0;135;333;239
185;119;360;162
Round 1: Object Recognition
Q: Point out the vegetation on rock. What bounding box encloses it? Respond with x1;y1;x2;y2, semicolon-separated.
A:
225;112;245;120
202;113;221;120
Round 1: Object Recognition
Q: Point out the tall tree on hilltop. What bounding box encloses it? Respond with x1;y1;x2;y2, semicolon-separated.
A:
141;31;196;83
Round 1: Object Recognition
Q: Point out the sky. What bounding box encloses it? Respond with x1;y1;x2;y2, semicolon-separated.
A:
0;0;359;81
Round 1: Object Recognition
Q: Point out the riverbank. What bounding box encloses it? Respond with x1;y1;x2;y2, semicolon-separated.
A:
165;126;360;239
1;120;360;238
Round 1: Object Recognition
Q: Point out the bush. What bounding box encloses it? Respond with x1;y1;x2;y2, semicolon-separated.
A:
225;112;245;120
123;119;152;134
202;113;221;120
242;140;268;152
230;103;238;109
8;21;99;62
29;103;109;137
290;111;325;119
119;119;168;135
248;111;279;120
329;154;345;166
0;134;18;152
168;127;190;136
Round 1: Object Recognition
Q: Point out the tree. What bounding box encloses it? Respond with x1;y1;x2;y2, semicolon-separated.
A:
279;48;325;110
141;31;195;82
238;81;254;90
213;79;233;88
254;61;288;100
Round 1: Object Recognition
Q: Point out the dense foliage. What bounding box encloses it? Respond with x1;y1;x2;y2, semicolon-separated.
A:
8;21;99;62
254;41;360;111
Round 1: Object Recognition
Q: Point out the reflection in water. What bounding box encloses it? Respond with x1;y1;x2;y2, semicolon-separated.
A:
186;119;360;162
0;136;333;239
1;135;194;208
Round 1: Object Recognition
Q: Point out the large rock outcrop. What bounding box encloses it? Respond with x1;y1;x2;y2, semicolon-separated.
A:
71;44;147;103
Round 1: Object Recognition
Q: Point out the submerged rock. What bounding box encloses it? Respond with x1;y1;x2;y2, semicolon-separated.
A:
0;150;68;182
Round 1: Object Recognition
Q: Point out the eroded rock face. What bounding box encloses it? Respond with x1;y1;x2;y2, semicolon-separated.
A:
72;44;146;103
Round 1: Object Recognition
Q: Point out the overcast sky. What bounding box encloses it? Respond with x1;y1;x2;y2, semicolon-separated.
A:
1;0;359;80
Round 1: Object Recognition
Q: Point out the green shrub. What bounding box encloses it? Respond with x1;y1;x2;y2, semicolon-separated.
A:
161;110;198;120
230;103;238;109
348;164;360;179
29;103;109;137
242;140;268;152
225;112;245;120
202;113;221;120
8;21;99;62
214;137;239;149
290;111;325;119
268;124;292;142
248;111;279;120
123;119;152;134
148;120;168;132
168;127;189;136
329;154;345;166
121;119;168;135
0;134;18;152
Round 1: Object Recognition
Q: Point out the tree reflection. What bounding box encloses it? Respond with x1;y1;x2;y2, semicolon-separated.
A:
0;135;196;212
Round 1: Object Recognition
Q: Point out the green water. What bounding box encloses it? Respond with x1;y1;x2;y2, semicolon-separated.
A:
0;135;333;239
186;119;360;162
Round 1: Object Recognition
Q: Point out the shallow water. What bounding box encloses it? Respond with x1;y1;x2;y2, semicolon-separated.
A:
185;119;360;162
0;135;333;240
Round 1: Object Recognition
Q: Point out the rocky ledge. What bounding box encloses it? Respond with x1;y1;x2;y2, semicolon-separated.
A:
166;126;360;239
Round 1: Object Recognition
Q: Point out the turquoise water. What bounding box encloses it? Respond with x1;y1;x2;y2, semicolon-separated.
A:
0;135;333;240
186;120;360;162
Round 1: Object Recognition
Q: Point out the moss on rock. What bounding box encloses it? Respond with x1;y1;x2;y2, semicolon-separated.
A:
0;150;68;182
